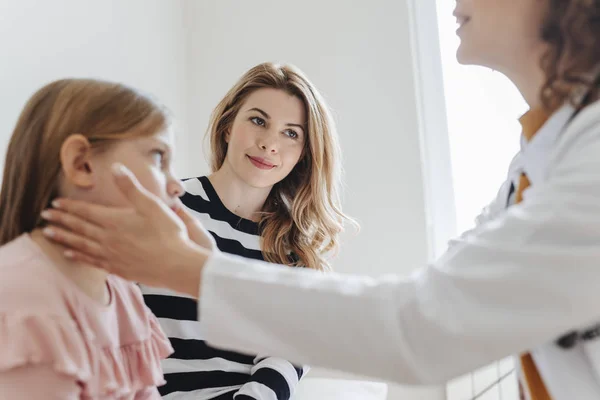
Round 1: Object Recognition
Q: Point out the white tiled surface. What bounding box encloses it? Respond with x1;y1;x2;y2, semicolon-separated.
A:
294;378;388;400
447;358;518;400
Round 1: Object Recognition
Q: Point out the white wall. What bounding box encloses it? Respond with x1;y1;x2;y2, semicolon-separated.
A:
0;0;190;174
184;1;442;399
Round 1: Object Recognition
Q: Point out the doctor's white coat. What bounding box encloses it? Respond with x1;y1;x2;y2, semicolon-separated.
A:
199;101;600;399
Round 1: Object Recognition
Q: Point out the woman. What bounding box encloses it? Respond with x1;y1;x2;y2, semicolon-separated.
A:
139;62;353;399
41;0;600;398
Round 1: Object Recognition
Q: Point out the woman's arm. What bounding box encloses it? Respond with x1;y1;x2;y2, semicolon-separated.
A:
199;185;600;385
234;357;306;400
196;120;600;384
41;120;600;385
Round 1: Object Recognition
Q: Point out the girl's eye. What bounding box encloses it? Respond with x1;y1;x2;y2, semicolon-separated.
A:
250;116;266;127
151;150;165;165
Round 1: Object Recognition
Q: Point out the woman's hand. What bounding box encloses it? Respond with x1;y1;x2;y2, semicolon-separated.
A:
40;163;210;296
173;204;217;252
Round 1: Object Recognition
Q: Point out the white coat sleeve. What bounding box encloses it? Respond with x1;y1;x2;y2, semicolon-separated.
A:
199;120;600;385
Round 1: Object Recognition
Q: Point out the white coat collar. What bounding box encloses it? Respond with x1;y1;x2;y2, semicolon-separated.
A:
520;104;575;185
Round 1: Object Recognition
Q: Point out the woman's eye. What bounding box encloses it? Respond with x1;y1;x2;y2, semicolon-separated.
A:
284;129;299;139
250;116;266;127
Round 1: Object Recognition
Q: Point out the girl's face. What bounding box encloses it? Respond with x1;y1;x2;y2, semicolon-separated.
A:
59;129;184;210
454;0;547;72
221;88;307;189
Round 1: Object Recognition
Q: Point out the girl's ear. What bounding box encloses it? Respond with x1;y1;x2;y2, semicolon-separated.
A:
60;134;95;189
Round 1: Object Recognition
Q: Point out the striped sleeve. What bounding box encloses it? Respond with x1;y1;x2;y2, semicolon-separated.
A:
233;356;307;400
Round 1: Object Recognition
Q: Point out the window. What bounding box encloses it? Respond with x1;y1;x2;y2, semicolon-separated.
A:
409;0;528;398
434;0;526;396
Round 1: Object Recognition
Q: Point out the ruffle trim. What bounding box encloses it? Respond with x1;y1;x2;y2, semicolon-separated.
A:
0;313;173;397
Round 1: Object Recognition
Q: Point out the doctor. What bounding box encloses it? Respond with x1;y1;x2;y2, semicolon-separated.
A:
40;0;600;398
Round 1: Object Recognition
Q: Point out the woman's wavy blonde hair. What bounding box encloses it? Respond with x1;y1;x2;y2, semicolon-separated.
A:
207;62;355;271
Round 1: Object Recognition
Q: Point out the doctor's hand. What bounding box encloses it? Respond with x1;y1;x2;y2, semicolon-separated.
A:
173;201;217;252
40;163;211;297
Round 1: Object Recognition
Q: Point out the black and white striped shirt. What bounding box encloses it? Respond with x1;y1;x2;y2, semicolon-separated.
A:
142;176;306;400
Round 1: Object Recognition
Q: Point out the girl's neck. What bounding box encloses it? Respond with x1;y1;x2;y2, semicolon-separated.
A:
30;229;110;306
209;164;272;222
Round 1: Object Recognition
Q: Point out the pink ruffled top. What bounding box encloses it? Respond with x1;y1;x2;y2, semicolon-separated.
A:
0;234;173;399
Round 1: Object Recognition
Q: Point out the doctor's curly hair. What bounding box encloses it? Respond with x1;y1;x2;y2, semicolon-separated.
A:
540;0;600;110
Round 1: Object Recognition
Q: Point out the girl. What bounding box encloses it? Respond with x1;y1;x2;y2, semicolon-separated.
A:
140;62;355;399
0;78;181;399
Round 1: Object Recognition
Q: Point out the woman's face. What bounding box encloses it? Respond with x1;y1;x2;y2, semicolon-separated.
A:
222;88;307;189
454;0;547;72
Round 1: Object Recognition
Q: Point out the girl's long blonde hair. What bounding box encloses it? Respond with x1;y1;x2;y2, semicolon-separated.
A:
0;78;169;245
207;62;355;270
